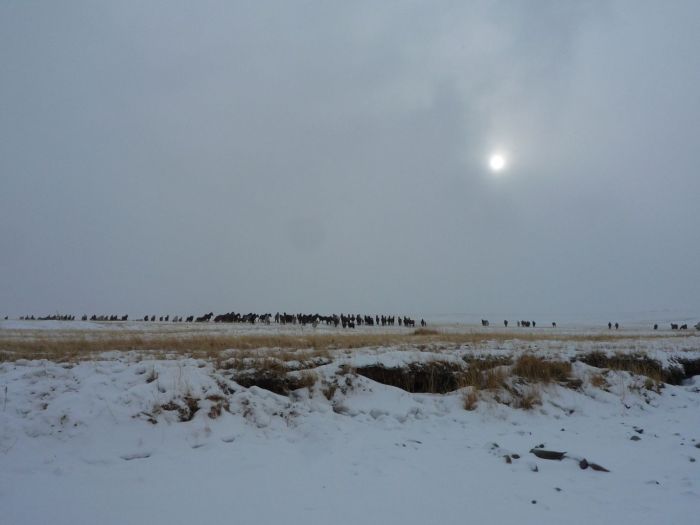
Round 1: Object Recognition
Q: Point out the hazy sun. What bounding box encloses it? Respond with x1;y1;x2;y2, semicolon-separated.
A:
489;153;507;173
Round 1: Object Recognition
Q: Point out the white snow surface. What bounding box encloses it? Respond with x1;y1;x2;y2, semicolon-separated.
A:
1;331;700;524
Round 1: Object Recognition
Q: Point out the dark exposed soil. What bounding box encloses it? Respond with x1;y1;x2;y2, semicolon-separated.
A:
355;362;464;393
233;372;314;396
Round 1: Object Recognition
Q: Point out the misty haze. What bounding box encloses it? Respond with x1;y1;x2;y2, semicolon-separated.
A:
1;2;699;525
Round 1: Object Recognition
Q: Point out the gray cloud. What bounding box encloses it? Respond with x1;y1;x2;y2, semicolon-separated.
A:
1;1;698;319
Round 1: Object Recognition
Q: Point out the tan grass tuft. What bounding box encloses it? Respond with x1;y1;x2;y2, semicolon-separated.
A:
512;354;572;384
580;351;667;382
513;386;541;410
589;372;608;389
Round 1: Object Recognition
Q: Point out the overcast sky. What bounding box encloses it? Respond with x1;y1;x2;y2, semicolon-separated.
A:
1;1;699;320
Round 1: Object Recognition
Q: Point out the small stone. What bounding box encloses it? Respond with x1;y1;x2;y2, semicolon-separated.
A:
505;455;512;464
555;487;562;492
589;462;610;472
579;459;589;470
511;453;521;459
531;500;537;504
531;448;566;460
630;435;641;441
690;457;696;463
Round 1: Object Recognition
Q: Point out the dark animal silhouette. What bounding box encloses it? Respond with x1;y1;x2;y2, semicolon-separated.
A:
481;319;489;327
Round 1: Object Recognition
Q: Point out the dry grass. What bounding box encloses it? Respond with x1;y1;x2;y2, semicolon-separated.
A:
0;328;690;362
322;383;338;401
483;368;509;390
643;377;663;394
459;355;572;411
460;355;512;388
589;372;608;389
512;354;572;384
232;358;319;396
579;351;667;382
513;386;542;410
458;357;511;410
296;370;318;390
206;394;230;419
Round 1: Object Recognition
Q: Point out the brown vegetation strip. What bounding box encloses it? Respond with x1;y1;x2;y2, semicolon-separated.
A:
0;329;695;362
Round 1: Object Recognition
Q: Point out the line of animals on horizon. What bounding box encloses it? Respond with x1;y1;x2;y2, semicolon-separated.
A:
487;320;546;328
479;319;699;330
7;314;699;330
11;312;425;328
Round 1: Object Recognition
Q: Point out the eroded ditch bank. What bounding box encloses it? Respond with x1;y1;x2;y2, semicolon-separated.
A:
223;351;700;398
349;353;700;394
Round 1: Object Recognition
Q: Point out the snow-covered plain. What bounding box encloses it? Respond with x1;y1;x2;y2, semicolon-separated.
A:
1;322;699;524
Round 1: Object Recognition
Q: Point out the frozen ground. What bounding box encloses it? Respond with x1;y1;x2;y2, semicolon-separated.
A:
1;323;699;524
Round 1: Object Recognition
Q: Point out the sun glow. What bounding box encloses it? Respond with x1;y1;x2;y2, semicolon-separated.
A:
488;153;507;173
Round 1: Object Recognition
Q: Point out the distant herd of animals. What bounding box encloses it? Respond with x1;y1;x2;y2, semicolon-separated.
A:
11;312;424;329
5;314;700;331
489;320;545;328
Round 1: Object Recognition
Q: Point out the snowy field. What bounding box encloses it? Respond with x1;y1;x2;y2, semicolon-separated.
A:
1;321;699;524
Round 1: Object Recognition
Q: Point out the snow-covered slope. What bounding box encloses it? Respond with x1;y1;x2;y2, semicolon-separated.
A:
1;352;698;525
